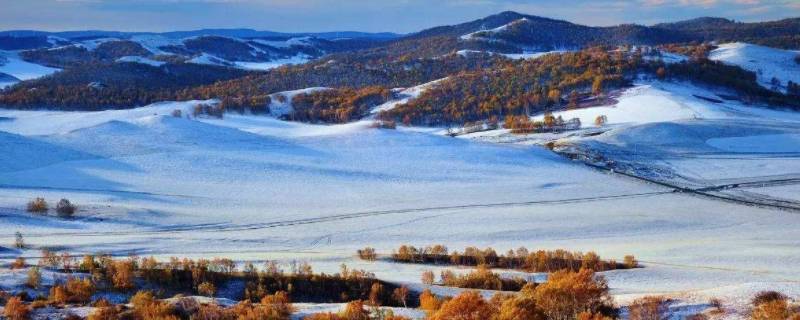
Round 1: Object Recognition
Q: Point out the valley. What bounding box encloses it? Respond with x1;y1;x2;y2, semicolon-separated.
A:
1;7;800;320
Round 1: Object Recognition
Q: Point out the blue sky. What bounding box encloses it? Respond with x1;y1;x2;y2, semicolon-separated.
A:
1;0;798;33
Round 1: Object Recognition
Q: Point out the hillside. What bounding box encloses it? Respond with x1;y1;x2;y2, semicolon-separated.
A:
1;12;799;113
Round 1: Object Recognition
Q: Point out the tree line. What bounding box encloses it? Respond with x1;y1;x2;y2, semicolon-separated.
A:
364;244;637;273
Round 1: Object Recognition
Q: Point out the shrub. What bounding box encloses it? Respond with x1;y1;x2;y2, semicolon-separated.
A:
88;305;122;320
14;232;24;249
11;257;25;269
421;270;435;285
109;260;135;291
338;300;370;320
192;303;230;320
623;255;638;269
55;199;76;218
26;266;41;289
49;277;95;305
709;298;723;313
752;291;787;306
3;297;30;320
429;291;496;320
26;197;48;213
595;115;608;127
131;291;178;320
751;299;790;320
356;247;377;261
750;291;796;320
39;249;61;269
197;281;216;297
628;296;670;320
260;291;294;319
440;265;528;291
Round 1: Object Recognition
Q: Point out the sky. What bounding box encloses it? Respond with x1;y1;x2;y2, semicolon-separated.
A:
0;0;798;34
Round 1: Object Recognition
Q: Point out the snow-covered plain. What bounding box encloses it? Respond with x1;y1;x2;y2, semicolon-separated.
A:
1;80;800;317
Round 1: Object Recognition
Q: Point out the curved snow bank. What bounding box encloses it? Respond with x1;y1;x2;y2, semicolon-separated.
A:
709;42;800;93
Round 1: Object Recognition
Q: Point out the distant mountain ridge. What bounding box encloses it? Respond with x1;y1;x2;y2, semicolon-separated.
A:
405;11;800;52
0;28;401;41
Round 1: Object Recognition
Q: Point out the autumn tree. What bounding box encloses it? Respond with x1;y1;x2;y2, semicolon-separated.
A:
494;288;545;320
197;281;216;297
109;260;135;291
26;197;48;213
533;269;614;320
338;300;370;320
628;296;670;320
421;270;435;285
260;291;295;319
392;286;409;307
420;289;443;315
131;290;178;320
369;282;384;306
429;291;496;320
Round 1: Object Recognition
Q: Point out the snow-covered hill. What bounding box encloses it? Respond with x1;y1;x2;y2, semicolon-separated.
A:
709;42;800;93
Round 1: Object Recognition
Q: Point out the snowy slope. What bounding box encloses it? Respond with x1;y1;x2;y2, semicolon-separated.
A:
460;18;529;40
0;50;60;80
116;56;166;67
233;53;311;71
371;79;446;114
709;42;800;93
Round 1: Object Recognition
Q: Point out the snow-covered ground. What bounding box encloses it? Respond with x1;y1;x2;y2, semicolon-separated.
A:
116;55;166;67
709;42;800;93
1;80;799;317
